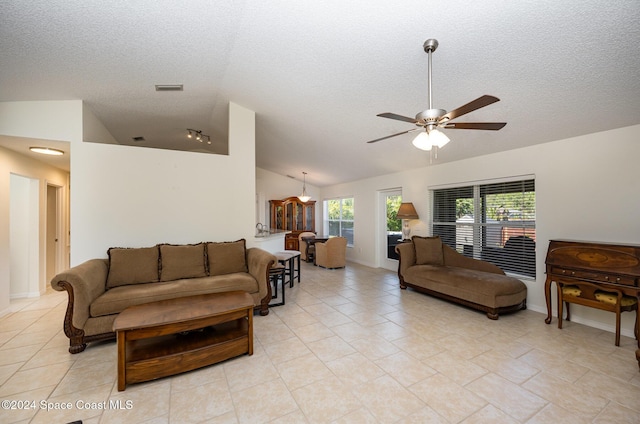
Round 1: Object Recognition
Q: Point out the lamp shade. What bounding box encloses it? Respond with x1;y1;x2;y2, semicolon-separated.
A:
396;202;419;219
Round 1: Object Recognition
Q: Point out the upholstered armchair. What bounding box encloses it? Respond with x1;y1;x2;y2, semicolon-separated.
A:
315;237;347;269
298;232;316;262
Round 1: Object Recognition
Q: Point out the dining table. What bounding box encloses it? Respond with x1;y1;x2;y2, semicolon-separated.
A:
301;236;330;264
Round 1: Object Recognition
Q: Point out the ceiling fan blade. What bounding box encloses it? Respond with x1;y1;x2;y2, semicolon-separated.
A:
443;122;507;130
366;129;418;143
440;95;500;122
377;112;418;124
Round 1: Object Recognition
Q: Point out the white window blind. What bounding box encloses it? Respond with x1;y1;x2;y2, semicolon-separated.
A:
431;179;536;278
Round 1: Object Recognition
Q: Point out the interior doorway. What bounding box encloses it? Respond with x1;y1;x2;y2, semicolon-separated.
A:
378;189;402;271
9;173;40;298
46;183;63;285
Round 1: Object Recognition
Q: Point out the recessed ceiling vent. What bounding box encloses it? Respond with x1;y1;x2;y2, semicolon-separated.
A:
155;84;183;92
132;136;145;142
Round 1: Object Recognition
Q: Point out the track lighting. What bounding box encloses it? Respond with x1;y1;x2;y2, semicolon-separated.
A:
186;129;211;144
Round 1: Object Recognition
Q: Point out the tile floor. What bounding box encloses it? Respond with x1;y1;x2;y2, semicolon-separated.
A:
1;261;639;423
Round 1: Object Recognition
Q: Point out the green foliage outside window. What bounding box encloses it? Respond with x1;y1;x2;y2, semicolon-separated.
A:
387;195;402;231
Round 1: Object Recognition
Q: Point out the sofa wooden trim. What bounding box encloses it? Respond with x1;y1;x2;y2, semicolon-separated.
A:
52;247;275;354
396;241;527;320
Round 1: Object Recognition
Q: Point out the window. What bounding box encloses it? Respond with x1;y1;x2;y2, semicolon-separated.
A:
431;178;536;278
324;197;354;246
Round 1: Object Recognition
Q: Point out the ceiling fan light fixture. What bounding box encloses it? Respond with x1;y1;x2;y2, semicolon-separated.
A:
430;129;450;148
412;131;432;151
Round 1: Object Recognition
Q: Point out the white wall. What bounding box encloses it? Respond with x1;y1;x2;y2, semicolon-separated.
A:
320;124;640;338
70;102;257;263
255;168;321;231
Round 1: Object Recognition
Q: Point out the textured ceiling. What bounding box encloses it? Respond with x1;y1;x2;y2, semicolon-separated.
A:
1;1;639;186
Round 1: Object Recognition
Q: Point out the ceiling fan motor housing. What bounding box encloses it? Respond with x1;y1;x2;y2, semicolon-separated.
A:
416;108;447;125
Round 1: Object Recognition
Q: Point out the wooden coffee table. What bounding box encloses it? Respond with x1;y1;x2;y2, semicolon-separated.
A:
113;291;254;391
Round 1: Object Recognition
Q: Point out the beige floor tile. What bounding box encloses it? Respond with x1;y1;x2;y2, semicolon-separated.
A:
396;406;448;423
574;369;640;413
30;382;112;424
409;373;487;423
326;352;386;387
169;380;234;423
0;362;72;397
373;351;436;387
467;373;548;421
231;378;298;423
471;349;540;384
102;380;171;422
527;403;594;424
593;402;640;424
348;335;399;361
276;353;333;391
523;371;608;420
306;335;356;362
461;404;520;424
519;348;589;383
0;385;56;423
291;375;362;423
223;349;279;393
264;335;312;365
291;321;335;343
427;351;489;386
351;375;425;422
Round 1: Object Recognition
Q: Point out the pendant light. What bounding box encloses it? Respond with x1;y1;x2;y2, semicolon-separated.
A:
298;172;311;203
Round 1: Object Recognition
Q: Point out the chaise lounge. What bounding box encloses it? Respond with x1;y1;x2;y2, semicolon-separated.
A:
396;236;527;319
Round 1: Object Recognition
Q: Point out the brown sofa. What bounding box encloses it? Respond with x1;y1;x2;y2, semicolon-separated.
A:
51;239;276;353
396;236;527;319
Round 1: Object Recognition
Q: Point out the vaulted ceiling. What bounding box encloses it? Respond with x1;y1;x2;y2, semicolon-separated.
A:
1;1;639;186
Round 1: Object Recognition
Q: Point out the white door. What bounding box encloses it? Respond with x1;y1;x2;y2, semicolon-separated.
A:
379;189;402;271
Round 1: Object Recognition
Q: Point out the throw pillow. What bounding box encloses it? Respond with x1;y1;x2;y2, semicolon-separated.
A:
106;246;160;288
159;243;207;281
207;239;248;276
412;236;444;265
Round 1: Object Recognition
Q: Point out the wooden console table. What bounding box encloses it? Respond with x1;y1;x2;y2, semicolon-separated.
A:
543;239;640;370
113;291;254;391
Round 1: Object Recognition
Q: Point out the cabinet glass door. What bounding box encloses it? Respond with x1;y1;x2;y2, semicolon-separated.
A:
304;205;314;231
296;204;303;230
275;205;283;230
285;202;294;230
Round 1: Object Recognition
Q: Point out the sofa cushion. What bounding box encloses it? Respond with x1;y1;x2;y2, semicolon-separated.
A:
403;265;527;308
91;273;258;317
159;243;207;281
207;239;248;276
106;247;159;289
412;236;444;266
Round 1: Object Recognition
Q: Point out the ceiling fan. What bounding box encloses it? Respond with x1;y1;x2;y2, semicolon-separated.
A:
367;39;506;151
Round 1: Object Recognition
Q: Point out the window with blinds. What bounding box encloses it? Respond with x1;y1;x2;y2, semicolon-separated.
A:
431;178;536;278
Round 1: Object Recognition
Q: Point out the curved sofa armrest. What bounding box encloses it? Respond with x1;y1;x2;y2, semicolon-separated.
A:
50;259;109;330
395;242;416;283
246;247;277;314
442;245;505;275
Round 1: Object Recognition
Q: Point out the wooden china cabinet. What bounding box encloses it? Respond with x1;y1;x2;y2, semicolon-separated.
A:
269;196;316;250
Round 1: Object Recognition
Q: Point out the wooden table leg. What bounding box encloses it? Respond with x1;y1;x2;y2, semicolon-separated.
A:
247;309;253;356
544;276;553;324
117;331;126;391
